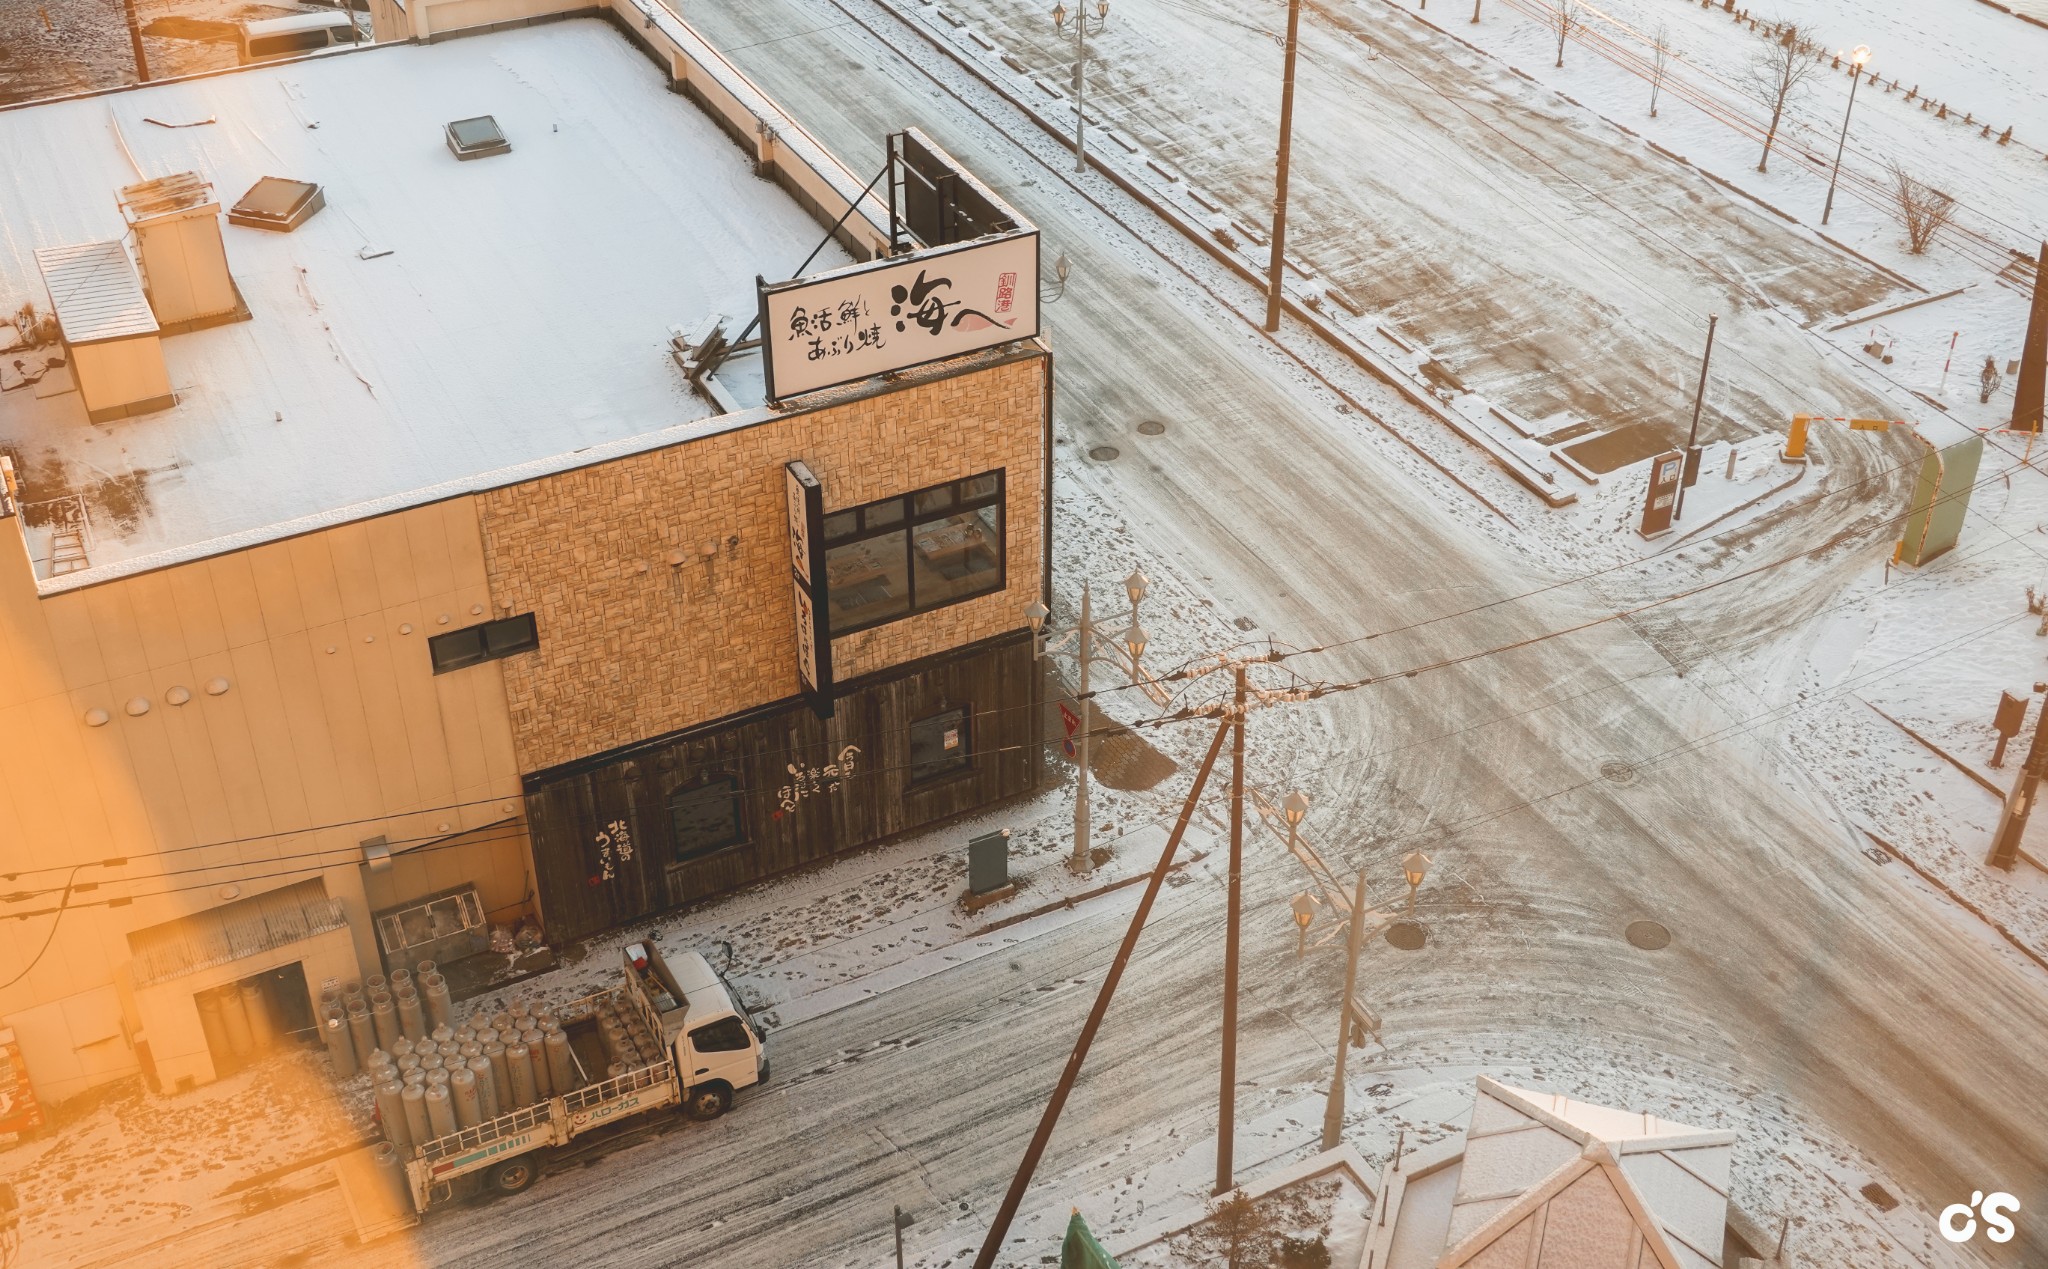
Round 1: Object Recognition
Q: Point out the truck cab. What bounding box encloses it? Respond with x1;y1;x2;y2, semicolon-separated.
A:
623;942;767;1119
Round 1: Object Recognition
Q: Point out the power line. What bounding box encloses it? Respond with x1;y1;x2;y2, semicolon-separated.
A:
3;418;2022;900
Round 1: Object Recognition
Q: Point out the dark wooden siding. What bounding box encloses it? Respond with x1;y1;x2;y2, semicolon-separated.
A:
523;631;1043;942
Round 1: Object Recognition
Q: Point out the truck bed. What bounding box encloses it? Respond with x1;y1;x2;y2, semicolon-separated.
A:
405;981;674;1208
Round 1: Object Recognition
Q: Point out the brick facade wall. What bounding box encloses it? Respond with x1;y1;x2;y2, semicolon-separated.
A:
477;352;1047;773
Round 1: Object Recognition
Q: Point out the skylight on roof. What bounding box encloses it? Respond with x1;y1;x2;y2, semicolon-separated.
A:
229;177;325;231
445;115;510;160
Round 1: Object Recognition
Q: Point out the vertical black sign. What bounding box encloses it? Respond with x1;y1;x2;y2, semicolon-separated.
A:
786;460;834;719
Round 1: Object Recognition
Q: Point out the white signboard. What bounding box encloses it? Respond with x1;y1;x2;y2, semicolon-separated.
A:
759;231;1039;400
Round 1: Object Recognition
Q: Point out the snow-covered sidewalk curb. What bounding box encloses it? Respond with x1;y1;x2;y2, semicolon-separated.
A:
767;822;1217;1029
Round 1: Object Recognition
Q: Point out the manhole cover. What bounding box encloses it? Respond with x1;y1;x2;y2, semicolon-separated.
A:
1384;921;1427;951
1625;920;1671;950
1137;420;1167;436
1088;445;1120;461
1859;1182;1898;1212
1598;759;1638;786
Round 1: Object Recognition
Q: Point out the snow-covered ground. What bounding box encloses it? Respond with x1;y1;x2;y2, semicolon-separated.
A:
2;0;2045;1264
1443;0;2048;287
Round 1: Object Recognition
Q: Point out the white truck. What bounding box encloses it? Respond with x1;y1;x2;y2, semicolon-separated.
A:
396;942;767;1214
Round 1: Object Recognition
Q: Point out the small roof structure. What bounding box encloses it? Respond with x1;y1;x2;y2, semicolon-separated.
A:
33;242;159;344
1438;1076;1735;1269
1365;1076;1738;1269
118;171;216;223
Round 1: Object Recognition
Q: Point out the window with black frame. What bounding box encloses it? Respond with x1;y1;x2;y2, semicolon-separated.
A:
668;775;746;863
824;471;1004;635
428;612;538;673
908;706;972;784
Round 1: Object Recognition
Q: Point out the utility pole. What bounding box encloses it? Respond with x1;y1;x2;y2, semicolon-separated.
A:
1215;664;1248;1195
120;0;152;84
1988;681;2048;870
2013;241;2047;435
1052;1;1109;175
972;718;1233;1269
1263;0;1305;332
1073;584;1095;871
1320;868;1370;1150
1672;314;1718;521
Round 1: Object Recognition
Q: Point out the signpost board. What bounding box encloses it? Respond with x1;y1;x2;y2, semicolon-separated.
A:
1058;701;1080;759
758;231;1039;401
786;460;833;718
1638;449;1684;539
1897;434;1982;567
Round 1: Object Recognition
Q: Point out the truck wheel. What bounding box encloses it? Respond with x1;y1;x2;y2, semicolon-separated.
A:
685;1082;733;1121
486;1155;540;1195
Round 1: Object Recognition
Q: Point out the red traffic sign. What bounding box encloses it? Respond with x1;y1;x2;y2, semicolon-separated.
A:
1059;702;1080;736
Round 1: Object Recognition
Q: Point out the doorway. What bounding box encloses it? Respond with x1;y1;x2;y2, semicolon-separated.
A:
194;961;317;1076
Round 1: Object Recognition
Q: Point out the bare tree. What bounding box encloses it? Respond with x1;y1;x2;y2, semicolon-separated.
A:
1648;23;1674;117
1745;22;1821;171
1551;0;1583;67
1209;1189;1275;1269
1888;161;1956;253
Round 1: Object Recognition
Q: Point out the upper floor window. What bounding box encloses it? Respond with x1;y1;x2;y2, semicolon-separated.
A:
428;612;538;673
823;471;1004;635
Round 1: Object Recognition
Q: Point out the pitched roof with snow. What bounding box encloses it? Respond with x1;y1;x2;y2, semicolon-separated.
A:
1436;1076;1736;1269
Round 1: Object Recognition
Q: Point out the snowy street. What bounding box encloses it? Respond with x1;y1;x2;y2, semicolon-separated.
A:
0;0;2043;1262
372;0;2041;1261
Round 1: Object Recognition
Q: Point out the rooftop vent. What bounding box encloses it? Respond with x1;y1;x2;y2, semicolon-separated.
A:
117;172;245;331
34;241;175;423
445;115;509;161
229;177;325;232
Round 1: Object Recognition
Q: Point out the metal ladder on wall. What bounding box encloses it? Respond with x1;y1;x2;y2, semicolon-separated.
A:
43;496;90;575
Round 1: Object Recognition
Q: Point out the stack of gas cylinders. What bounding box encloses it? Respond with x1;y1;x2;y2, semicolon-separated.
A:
325;961;579;1156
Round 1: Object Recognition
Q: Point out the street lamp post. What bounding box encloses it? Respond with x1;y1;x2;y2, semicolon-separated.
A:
1052;0;1110;174
1402;850;1431;916
1822;45;1871;226
1320;867;1370;1149
1290;892;1319;959
1026;577;1147;872
1282;789;1309;856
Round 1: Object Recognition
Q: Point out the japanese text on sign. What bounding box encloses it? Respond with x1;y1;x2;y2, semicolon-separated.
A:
778;745;862;813
592;818;634;884
759;231;1039;399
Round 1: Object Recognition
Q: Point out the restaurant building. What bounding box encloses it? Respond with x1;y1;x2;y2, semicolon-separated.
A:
0;5;1047;1100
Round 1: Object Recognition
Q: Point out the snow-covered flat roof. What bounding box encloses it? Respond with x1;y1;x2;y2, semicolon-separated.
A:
0;19;851;582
